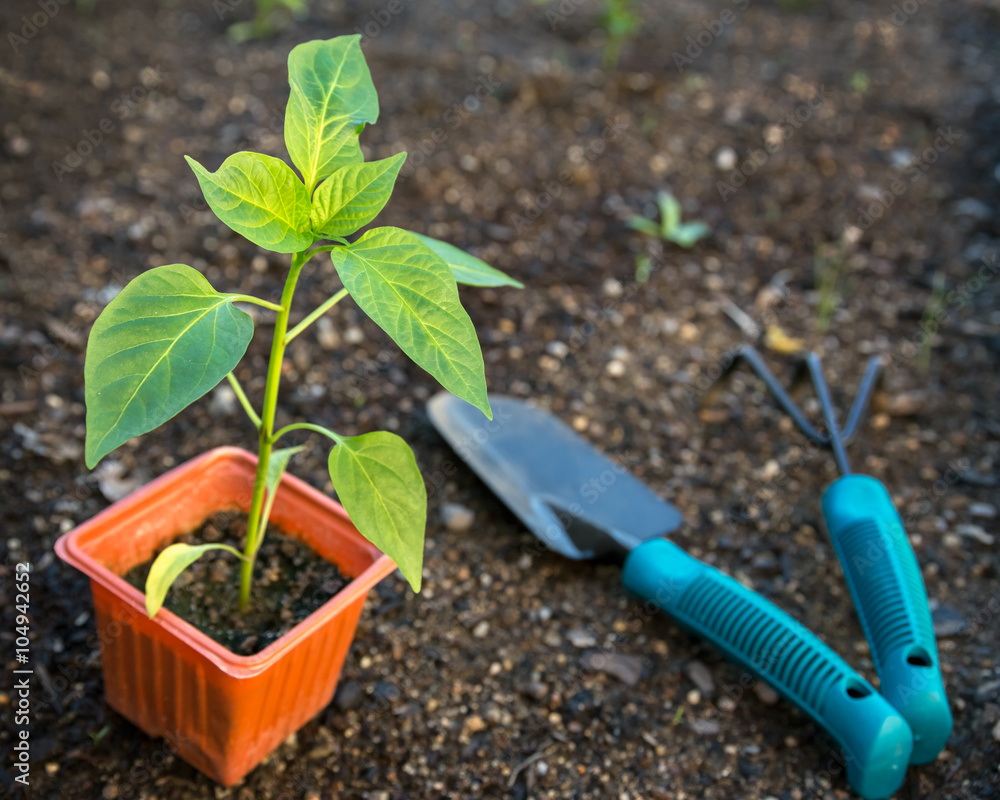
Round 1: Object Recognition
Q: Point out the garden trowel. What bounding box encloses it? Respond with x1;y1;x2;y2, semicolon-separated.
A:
428;392;914;800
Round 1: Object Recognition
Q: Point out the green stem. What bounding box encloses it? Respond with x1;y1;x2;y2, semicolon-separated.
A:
226;372;261;429
271;421;341;445
228;294;285;312
285;288;349;344
306;240;348;259
239;249;310;613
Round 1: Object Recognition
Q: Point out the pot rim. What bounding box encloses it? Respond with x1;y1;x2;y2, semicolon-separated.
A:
55;446;397;676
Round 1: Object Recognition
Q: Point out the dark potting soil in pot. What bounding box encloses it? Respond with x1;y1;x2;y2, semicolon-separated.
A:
122;511;349;656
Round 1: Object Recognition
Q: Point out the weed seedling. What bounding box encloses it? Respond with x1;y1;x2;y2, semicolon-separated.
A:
813;236;846;333
227;0;306;43
628;190;710;282
83;36;522;617
600;0;640;68
918;270;947;372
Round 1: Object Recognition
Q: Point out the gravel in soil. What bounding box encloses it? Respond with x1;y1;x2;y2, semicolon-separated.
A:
1;0;999;798
121;512;348;656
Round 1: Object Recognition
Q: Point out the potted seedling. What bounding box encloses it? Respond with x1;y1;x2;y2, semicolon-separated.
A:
55;34;521;786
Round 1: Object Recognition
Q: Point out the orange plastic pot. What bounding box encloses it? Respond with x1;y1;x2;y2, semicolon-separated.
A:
55;447;396;786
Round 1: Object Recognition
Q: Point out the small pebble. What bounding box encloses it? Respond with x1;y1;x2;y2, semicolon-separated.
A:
686;689;701;705
343;326;364;344
334;680;363;710
715;147;737;171
885;391;924;417
784;735;799;748
464;714;486;733
580;650;644;687
975;679;1000;703
606;359;626;377
685;660;716;697
316;317;339;350
690;718;721;735
754;682;779;706
603;278;623;298
519;681;549;701
472;620;490;638
535;760;549;776
969;502;997;519
954;197;993;220
955;523;994;545
546;340;569;358
567;628;596;648
441;503;475;532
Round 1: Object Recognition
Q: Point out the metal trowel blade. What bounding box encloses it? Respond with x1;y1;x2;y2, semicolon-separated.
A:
427;393;682;561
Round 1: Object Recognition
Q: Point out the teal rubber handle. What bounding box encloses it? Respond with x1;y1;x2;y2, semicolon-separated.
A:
822;474;952;764
623;538;913;800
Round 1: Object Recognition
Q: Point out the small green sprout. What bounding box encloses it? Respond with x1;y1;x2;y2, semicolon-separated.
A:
813;236;845;333
228;0;306;43
918;270;947;373
627;190;710;282
600;0;640;68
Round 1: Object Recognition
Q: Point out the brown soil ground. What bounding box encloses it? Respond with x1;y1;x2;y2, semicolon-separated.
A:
1;0;998;798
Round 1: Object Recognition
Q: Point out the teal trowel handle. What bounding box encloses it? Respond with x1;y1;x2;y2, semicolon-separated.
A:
623;538;913;800
822;474;952;763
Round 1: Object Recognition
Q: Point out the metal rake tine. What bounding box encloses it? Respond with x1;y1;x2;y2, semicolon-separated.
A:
840;356;884;445
723;345;831;443
806;352;852;475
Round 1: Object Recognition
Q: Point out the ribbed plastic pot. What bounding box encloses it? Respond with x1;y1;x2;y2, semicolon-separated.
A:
54;447;396;786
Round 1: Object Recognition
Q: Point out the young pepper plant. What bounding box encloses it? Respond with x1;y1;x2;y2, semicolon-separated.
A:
83;35;521;618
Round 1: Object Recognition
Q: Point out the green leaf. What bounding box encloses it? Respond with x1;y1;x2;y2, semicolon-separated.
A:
285;36;379;193
266;446;305;495
410;233;524;288
310;153;406;238
332;227;491;418
626;215;661;238
327;431;426;591
185;152;313;253
252;445;305;550
658;191;681;237
85;265;254;468
145;543;246;617
668;221;710;248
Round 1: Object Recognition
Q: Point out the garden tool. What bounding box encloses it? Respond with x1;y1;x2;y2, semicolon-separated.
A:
428;392;913;800
705;345;951;764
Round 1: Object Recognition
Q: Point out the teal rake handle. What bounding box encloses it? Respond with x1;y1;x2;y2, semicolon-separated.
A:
623;538;913;800
822;474;952;763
